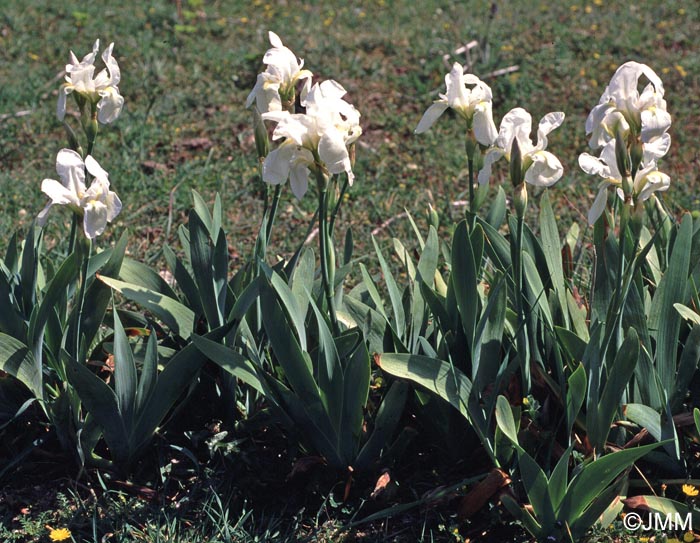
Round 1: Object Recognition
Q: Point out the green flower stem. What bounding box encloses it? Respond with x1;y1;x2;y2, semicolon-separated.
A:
465;132;477;228
68;214;79;257
70;234;92;359
252;159;268;336
468;159;474;211
265;184;282;246
84;110;99;158
329;176;349;236
513;213;531;394
317;173;340;336
62;121;84;156
467;158;475;226
614;204;630;348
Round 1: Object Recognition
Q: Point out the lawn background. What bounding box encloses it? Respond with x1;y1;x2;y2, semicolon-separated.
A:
2;0;698;263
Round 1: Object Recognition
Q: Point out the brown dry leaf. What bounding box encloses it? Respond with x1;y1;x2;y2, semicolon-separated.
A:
370;471;391;500
343;466;354;502
457;468;511;520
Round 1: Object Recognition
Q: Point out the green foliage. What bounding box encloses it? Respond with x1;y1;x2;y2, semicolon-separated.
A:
4;6;700;540
65;310;231;469
195;261;407;472
498;395;664;542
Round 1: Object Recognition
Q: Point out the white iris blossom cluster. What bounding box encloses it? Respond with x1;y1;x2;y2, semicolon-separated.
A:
415;63;565;194
39;40;124;239
57;39;124;125
247;32;361;199
579;61;672;225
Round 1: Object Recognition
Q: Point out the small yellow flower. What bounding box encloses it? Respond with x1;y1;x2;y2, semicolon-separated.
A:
584;5;592;13
594;0;603;4
682;484;699;496
675;65;688;78
684;531;695;543
49;527;72;542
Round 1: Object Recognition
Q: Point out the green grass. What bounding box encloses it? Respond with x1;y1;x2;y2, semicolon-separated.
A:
2;0;698;262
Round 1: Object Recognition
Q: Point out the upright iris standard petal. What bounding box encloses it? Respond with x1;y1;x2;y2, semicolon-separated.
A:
415;63;497;146
56;149;87;194
585;61;670;148
319;128;353;182
58;40;124;124
495;108;535;158
536;112;566;150
473;102;498;148
246;31;313;114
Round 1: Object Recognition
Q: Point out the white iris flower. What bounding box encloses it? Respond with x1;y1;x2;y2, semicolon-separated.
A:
246;31;313;114
57;40;124;124
478;107;565;187
415;62;498;147
39;149;122;239
261;80;361;199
